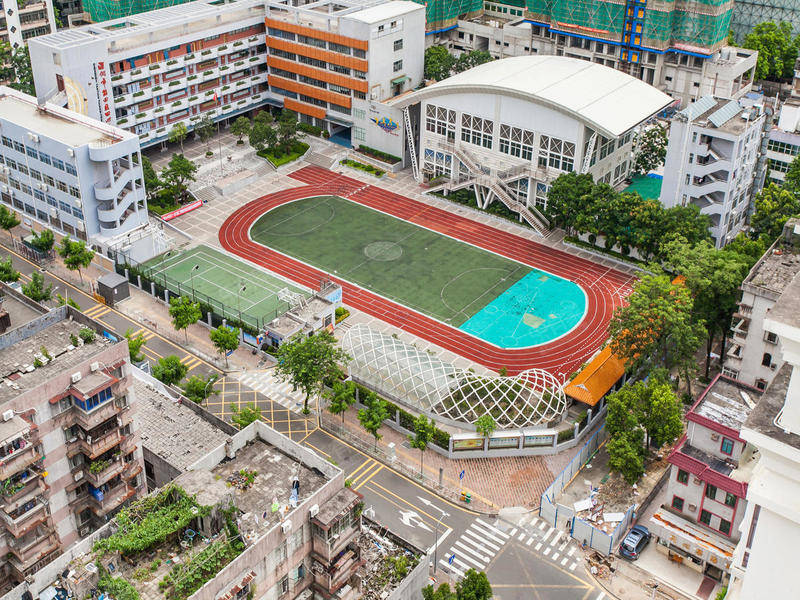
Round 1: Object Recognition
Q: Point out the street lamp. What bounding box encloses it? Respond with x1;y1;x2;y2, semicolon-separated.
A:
237;282;247;321
202;374;218;406
418;497;449;574
189;264;199;301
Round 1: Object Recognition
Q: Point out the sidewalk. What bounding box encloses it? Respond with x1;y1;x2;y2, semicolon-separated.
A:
321;407;582;514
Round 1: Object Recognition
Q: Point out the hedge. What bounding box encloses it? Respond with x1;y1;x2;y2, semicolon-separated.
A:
356;145;401;165
340;158;384;177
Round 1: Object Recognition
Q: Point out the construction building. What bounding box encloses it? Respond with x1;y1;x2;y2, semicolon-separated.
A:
392;55;672;234
430;0;757;108
725;219;800;390
80;0;193;23
0;288;145;594
730;0;800;42
725;266;800;599
660;95;766;248
649;374;760;585
27;0;425;151
0;0;56;49
0;86;160;263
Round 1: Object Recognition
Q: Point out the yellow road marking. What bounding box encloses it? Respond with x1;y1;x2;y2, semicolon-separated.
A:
367;480;447;524
355;465;383;491
347;458;373;481
350;462;381;487
304;441;330;458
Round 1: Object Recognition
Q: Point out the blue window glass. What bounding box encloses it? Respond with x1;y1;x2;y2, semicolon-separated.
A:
33;190;44;201
26;146;38;159
39;152;52;166
72;207;84;219
721;437;734;455
52;158;65;171
46;195;58;207
59;200;71;213
65;163;77;176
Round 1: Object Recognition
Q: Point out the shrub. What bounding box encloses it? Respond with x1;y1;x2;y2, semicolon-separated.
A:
557;428;575;443
78;327;95;344
356;145;401;164
339;158;384;177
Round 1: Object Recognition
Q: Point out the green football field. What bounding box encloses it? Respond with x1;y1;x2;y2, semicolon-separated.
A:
249;196;532;325
143;245;308;324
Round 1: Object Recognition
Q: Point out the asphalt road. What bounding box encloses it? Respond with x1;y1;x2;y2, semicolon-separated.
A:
2;245;603;597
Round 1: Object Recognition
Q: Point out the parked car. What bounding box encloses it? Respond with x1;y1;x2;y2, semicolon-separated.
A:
618;525;651;560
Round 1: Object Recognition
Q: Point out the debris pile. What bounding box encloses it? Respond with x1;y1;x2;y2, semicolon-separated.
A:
356;523;421;600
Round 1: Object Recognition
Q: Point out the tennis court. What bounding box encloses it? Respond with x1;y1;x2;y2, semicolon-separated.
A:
249;196;586;348
143;245;309;323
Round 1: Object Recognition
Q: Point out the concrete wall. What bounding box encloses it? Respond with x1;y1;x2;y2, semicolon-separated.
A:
687;420;745;462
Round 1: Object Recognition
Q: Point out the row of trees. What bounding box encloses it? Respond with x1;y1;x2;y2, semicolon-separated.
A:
423;47;494;82
0;43;35;95
142;153;198;211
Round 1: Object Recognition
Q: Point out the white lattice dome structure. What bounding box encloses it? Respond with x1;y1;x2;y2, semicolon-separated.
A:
341;324;566;429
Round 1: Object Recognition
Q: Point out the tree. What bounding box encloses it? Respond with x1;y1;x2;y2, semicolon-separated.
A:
326;380;357;423
231;402;262;429
782;154;800;194
21;271;53;302
169;122;188;153
182;373;219;404
607;434;645;484
545;172;595;234
409;414;435;475
474;413;496;438
607;377;682;450
276;109;297;154
0;257;20;283
422;583;456;600
141;156;162;204
0;205;21;242
196;115;215;156
231;116;251;145
125;328;147;363
453;50;493;74
608;274;705;387
743;21;800;81
210;325;239;368
750;182;800;240
358;391;388;450
168;295;201;342
254;110;273;127
57;294;80;310
633;126;668;175
152;355;187;387
161;153;197;204
275;331;350;413
663;238;751;378
0;44;35;95
456;569;493;600
30;228;55;253
249;119;277;152
58;236;95;284
424;46;456;81
658;204;712;251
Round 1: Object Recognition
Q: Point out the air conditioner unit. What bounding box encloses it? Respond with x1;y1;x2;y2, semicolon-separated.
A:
71;372;82;383
90;362;99;372
76;222;85;231
75;199;82;208
281;520;292;534
67;148;74;157
51;208;57;217
309;504;319;518
1;185;7;193
710;433;720;441
2;410;13;421
693;477;702;485
27;133;39;143
73;471;83;482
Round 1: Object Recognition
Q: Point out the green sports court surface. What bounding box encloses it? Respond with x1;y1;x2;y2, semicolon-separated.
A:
143;245;308;322
250;196;586;348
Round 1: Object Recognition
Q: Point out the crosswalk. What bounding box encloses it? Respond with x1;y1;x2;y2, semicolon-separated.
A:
237;368;306;410
83;303;113;323
441;514;582;578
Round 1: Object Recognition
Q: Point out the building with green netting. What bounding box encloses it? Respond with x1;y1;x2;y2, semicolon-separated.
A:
81;0;193;22
434;0;758;107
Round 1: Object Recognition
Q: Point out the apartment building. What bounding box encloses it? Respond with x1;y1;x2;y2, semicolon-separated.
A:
0;0;56;49
764;59;800;186
0;86;157;262
26;0;425;153
725;270;800;599
660;96;765;248
0;289;144;594
649;375;759;584
725;219;800;389
437;4;757;109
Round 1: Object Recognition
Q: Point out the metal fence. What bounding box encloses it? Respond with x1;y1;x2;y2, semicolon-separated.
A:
538;424;636;555
115;253;263;337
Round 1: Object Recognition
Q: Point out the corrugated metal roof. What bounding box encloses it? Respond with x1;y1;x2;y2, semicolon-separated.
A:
679;95;716;120
708;100;742;128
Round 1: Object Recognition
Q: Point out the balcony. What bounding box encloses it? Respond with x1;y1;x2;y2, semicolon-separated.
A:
97;188;141;222
83;458;125;488
89;482;135;514
69;398;123;431
68;428;122;460
1;474;45;513
0;446;40;482
1;498;48;537
7;531;60;576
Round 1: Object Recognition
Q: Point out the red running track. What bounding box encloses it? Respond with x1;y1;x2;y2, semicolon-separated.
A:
219;165;635;379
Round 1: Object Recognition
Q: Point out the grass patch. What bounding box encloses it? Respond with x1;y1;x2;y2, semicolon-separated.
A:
258;141;309;167
340;158;385;177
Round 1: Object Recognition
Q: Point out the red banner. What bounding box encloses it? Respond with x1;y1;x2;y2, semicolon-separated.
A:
161;199;203;221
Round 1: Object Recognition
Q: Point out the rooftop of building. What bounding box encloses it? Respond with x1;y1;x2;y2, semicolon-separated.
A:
0;86;124;147
133;377;230;473
743;219;800;296
743;362;800;451
688;375;759;434
393;55;673;138
0;313;114;403
0;287;46;334
679;443;736;476
677;95;762;135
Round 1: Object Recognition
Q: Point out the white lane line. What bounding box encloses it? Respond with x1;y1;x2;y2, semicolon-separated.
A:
476;518;511;539
542;527;555;542
426;527;452;556
454;540;490;564
439;558;464;578
535;542;543;551
567;546;576;557
570;562;578;571
517;532;526;541
595;592;605;600
543;547;551;556
451;544;487;569
463;528;501;552
469;523;508;546
561;557;569;566
526;537;534;546
509;528;518;536
552;552;560;560
538;520;547;531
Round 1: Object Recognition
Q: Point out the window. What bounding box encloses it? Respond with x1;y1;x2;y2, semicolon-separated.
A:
425;104;456;140
352;126;366;142
720;437;734;455
705;484;717;500
764;331;778;344
725;492;737;507
499;124;534;160
52;158;65;171
13;141;24;153
26;146;38;159
719;518;732;535
699;509;712;525
393;39;403;51
677;469;689;484
762;353;772;367
74;387;113;412
461;113;493;149
672;496;684;511
69;186;81;199
722;367;739;379
278;575;289;595
539;135;575;171
393;59;403;72
755;379;767;391
39;151;52;166
65;163;77;176
423;148;452;177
